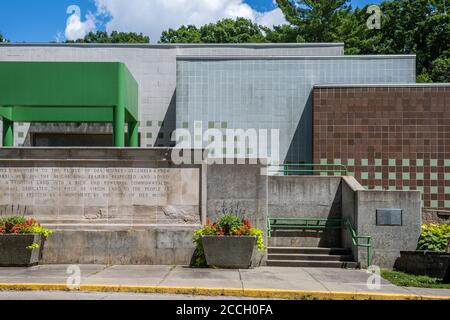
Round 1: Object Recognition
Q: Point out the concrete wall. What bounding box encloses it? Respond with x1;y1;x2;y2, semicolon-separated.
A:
206;160;267;265
268;176;342;247
341;176;365;258
0;43;343;148
355;190;422;268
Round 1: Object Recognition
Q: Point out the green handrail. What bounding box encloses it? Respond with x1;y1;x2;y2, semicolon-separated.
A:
267;217;372;267
269;163;348;176
344;219;372;267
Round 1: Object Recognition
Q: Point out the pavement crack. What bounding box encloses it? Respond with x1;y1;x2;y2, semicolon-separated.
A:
302;268;331;292
238;269;244;291
157;265;176;286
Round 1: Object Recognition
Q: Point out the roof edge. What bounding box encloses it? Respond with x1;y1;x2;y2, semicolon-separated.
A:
314;83;450;88
0;42;345;49
176;55;416;60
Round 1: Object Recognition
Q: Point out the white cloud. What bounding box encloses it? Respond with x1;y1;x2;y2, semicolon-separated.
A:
92;0;286;42
65;5;97;41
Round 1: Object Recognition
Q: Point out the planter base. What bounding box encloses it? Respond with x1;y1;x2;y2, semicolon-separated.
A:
0;234;43;267
201;236;256;269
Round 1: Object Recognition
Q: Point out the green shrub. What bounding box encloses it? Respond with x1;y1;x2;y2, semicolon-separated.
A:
417;224;450;252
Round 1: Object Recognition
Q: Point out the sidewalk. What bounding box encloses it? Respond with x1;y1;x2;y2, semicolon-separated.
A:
0;265;449;300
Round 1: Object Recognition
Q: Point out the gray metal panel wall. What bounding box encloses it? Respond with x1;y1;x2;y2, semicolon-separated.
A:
176;56;416;164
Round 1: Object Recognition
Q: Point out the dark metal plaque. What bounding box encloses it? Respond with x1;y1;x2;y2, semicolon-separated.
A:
376;208;402;226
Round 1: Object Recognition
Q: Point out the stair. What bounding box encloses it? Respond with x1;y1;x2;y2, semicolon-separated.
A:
267;247;358;268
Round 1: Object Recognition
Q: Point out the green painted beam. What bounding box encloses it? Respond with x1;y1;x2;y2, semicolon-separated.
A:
9;106;114;122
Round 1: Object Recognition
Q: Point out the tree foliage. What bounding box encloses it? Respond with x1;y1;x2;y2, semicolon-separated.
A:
160;18;266;43
67;31;150;43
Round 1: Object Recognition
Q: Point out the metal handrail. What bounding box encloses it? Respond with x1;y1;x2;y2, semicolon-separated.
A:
267;217;372;267
344;219;372;267
269;163;348;175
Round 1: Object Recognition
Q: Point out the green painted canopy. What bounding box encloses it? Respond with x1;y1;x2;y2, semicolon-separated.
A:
0;61;139;147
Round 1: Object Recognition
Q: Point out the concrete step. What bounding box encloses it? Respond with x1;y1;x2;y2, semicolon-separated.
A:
268;247;351;255
267;253;354;262
266;260;359;268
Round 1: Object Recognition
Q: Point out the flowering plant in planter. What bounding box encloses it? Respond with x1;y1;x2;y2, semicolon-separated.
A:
192;214;265;267
0;215;54;267
0;215;53;238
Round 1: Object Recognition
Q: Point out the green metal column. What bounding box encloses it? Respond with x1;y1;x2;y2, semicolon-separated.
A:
2;118;14;147
128;121;139;147
113;105;125;147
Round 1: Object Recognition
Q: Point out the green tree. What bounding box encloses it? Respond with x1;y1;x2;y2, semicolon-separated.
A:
160;18;266;43
276;0;350;42
363;0;449;82
67;31;150;43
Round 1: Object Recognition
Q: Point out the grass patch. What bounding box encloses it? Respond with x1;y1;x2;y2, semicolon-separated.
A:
381;269;450;289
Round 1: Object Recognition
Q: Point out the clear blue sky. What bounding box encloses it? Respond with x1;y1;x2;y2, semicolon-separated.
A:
0;0;383;42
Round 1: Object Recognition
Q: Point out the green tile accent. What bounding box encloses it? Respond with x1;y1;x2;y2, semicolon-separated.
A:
375;172;382;179
347;159;354;166
445;159;450;166
389;186;396;191
348;172;354;177
208;121;214;129
194;121;202;128
389;159;396;166
361;159;368;166
361;172;369;179
320;159;327;165
389;172;396;180
416;172;424;180
182;122;188;128
402;172;410;180
416;159;424;166
375;159;382;166
403;186;410;191
430;173;438;180
430;200;438;208
334;159;341;165
445;173;450;180
445;201;450;208
430;159;438;167
431;187;438;194
402;159;410;166
334;172;341;176
445;187;450;194
416;186;424;193
320;172;327;176
221;122;228;129
374;186;383;190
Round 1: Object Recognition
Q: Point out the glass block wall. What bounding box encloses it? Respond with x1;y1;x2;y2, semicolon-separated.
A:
176;56;416;165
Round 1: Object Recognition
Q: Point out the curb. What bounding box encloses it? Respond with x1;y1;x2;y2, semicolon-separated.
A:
0;283;449;300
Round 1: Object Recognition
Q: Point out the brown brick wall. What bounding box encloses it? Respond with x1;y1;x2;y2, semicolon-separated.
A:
312;86;450;210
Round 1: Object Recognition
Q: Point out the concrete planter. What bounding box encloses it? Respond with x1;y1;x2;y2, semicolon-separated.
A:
394;251;450;278
201;235;256;269
0;234;44;267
